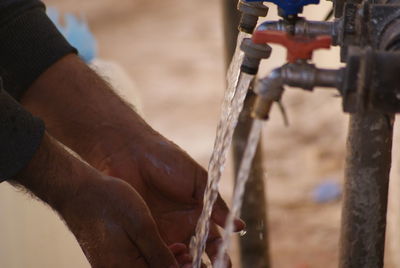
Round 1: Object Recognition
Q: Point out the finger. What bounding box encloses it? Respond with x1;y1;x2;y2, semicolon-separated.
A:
211;193;246;232
127;218;179;268
205;224;232;268
120;186;179;268
176;253;192;265
169;243;193;266
169;243;187;255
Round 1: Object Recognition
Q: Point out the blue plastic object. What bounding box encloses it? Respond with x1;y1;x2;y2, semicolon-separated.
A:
312;180;342;203
244;0;320;16
47;7;98;63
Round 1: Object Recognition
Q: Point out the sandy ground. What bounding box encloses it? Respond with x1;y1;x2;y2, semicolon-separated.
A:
1;0;400;267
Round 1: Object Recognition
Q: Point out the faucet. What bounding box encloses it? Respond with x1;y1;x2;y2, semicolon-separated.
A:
248;30;344;119
238;0;342;77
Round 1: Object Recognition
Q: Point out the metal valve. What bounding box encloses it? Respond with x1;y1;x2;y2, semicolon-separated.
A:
252;30;332;62
243;0;320;17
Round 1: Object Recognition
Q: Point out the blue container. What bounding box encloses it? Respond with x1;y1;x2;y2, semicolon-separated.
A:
243;0;320;16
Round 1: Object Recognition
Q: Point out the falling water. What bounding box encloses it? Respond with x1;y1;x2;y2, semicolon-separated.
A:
190;31;253;268
214;119;264;268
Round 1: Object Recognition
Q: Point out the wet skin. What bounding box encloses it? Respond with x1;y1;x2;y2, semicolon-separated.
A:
20;54;245;267
13;134;179;268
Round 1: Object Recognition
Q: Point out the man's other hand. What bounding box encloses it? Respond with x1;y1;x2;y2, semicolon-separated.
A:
12;133;179;268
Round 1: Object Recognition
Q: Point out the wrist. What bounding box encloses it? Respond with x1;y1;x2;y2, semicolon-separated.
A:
12;132;94;212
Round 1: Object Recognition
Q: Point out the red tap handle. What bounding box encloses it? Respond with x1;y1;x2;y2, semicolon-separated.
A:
252;30;332;63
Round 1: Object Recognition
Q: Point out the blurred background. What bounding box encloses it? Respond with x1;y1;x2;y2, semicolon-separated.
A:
1;0;400;267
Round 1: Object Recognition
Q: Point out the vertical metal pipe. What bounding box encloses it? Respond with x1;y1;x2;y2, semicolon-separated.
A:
223;1;271;267
232;91;271;268
339;111;394;268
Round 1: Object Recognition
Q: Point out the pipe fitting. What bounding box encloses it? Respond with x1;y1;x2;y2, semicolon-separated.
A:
254;68;284;97
252;68;284;119
282;63;344;90
252;63;344;119
240;38;272;75
256;19;339;44
238;1;269;34
294;19;339;44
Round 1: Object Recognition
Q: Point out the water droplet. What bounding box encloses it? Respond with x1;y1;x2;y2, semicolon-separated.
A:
239;230;247;237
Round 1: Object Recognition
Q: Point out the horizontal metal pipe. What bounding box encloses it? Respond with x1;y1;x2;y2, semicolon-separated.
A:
252;64;342;119
314;68;344;88
255;64;343;97
256;19;337;41
294;20;335;37
282;63;343;90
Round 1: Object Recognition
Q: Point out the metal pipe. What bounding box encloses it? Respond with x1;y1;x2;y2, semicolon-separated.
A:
256;19;338;42
232;91;271;268
237;1;269;34
252;68;284;120
240;38;272;75
282;63;344;90
294;20;338;42
252;63;343;119
339;111;394;268
339;12;400;268
254;64;342;97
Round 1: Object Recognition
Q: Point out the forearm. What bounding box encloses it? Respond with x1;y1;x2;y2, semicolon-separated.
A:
21;54;155;165
11;132;91;212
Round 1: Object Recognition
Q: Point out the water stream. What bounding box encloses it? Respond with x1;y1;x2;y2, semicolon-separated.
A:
214;119;264;268
190;31;253;268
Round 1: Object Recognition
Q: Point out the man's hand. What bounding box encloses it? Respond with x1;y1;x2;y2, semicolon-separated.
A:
12;133;179;268
21;54;245;264
92;130;244;265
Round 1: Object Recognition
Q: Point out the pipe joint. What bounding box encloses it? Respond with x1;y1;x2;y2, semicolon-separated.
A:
238;1;269;33
240;38;272;75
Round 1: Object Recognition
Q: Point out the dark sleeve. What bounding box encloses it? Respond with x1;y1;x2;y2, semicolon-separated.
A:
0;88;44;182
0;0;77;100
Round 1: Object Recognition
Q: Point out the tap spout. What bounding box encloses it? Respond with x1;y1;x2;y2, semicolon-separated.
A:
252;68;284;120
252;63;344;119
238;1;269;34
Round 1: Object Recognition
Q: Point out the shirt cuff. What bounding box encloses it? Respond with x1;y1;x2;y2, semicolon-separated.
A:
0;6;77;100
0;91;45;181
